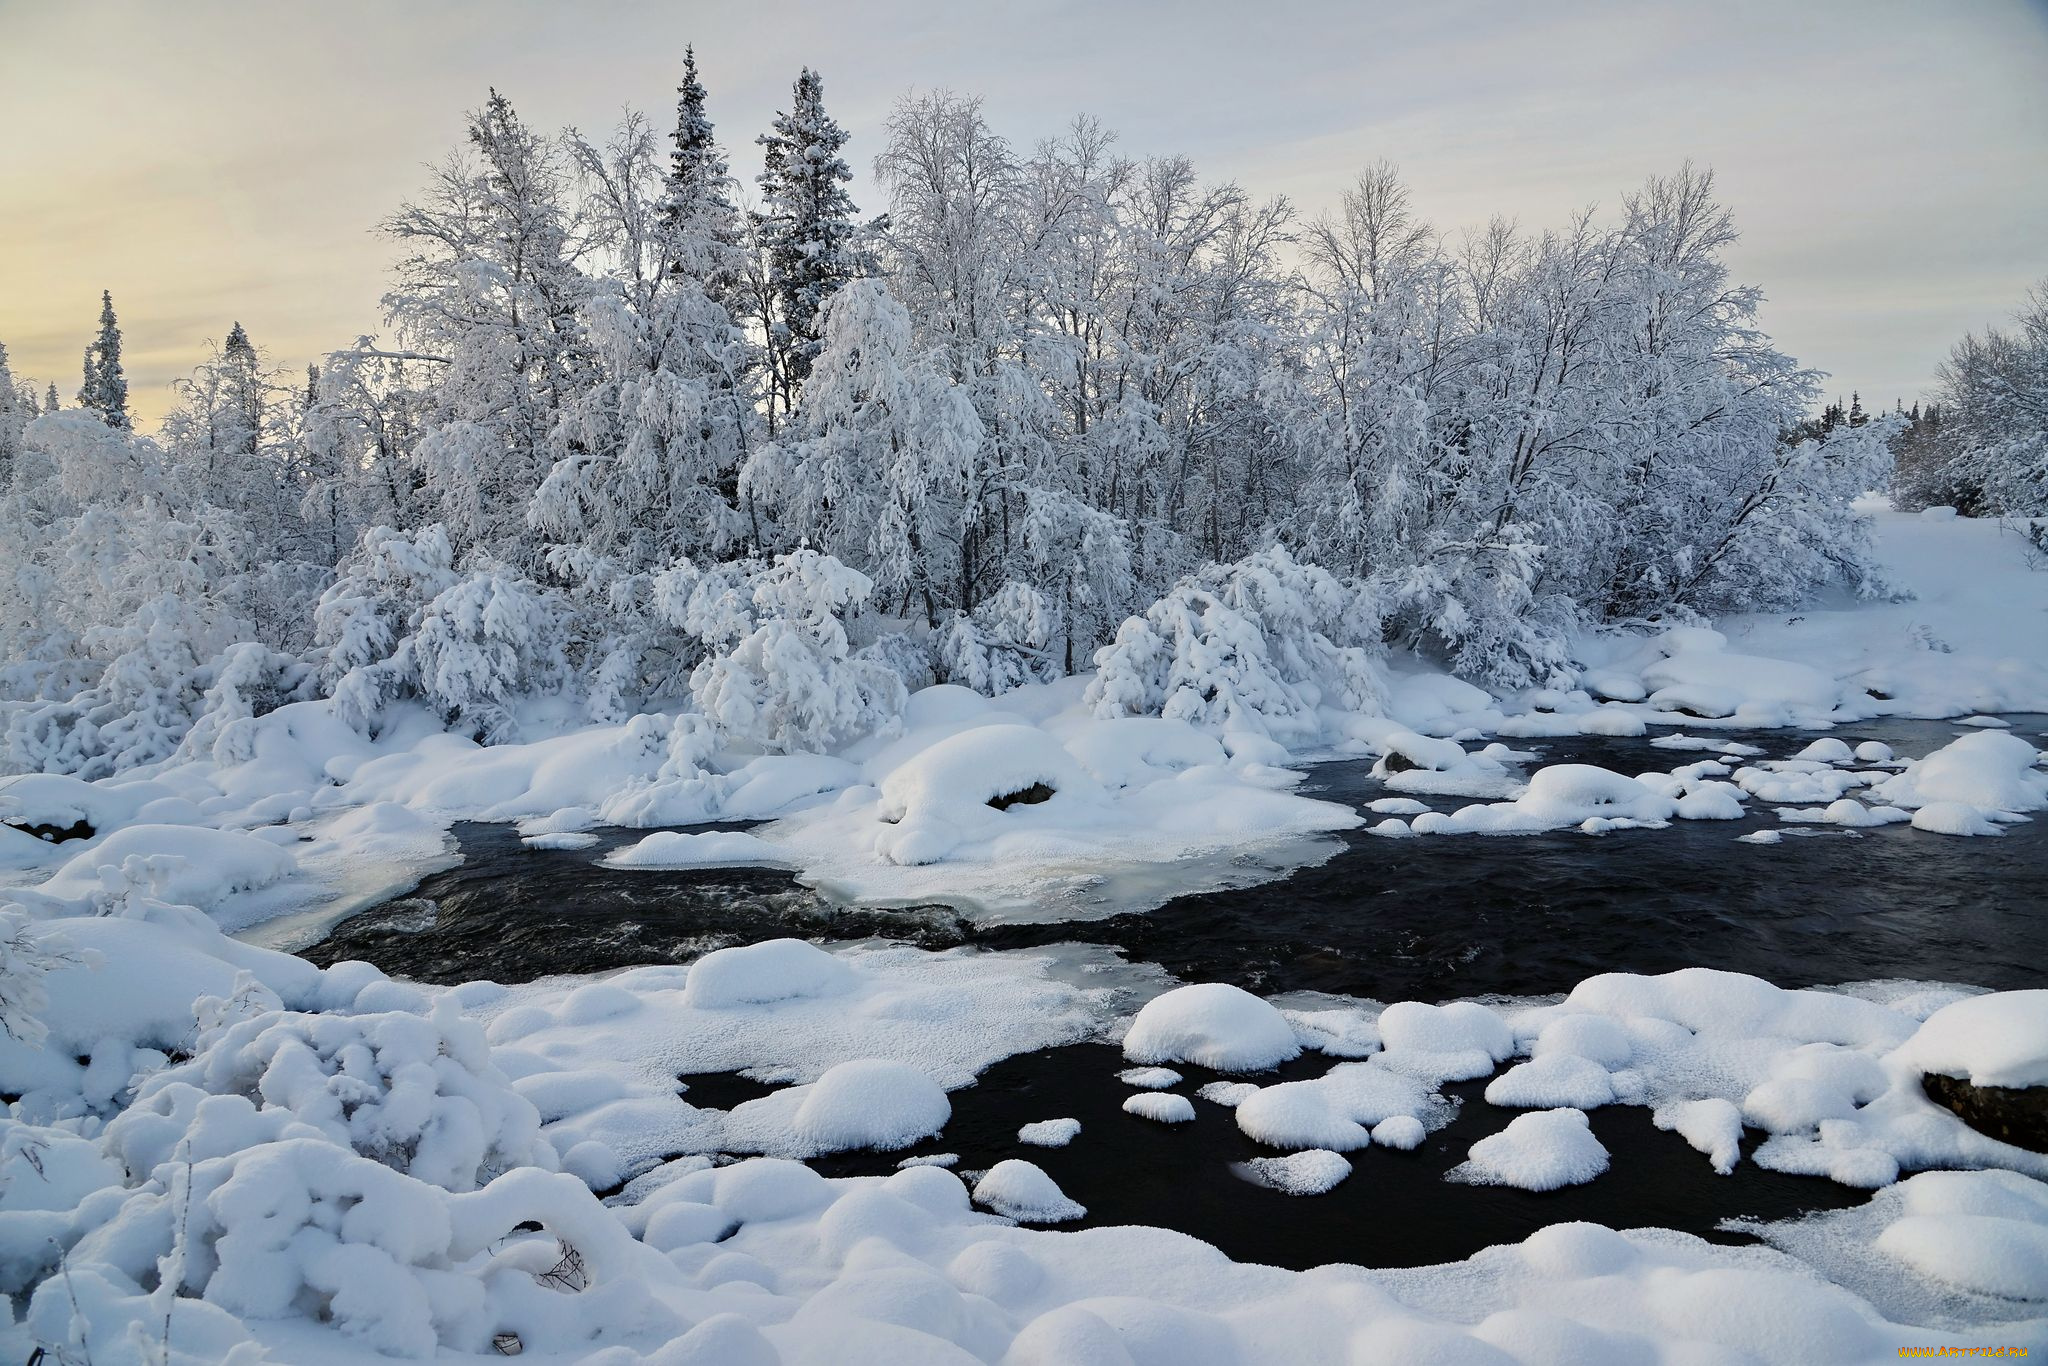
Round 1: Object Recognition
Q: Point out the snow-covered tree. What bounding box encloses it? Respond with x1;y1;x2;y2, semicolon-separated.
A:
532;105;754;572
313;521;570;742
1909;281;2048;516
76;290;130;430
381;90;594;567
753;67;866;425
0;340;30;485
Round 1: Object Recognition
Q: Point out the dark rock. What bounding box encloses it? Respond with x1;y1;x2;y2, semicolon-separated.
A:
1380;750;1420;774
989;782;1056;811
1922;1071;2048;1153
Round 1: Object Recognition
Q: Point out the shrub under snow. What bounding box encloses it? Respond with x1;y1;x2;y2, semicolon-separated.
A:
1088;546;1389;745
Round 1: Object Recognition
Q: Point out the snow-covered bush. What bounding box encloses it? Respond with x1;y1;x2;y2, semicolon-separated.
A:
1088;546;1388;744
317;524;571;741
0;907;92;1048
936;581;1062;696
107;998;555;1190
687;548;906;752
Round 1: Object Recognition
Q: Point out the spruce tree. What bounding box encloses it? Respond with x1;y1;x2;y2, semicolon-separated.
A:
663;46;741;295
222;320;263;443
78;290;130;429
44;382;59;414
754;67;864;421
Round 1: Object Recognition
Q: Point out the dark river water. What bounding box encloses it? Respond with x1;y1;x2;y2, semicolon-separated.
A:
302;716;2048;1271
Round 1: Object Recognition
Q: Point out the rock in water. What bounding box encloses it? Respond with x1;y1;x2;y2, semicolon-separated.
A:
1921;1072;2048;1153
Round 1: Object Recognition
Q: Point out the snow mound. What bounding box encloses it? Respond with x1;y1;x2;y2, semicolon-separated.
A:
1777;798;1910;827
972;1159;1085;1222
1117;1066;1183;1089
1870;730;2046;818
875;722;1104;865
606;829;791;868
1873;1169;2048;1301
1018;1118;1082;1147
1122;982;1301;1071
1238;1148;1352;1195
1910;801;2008;836
39;823;299;907
1234;1064;1437;1151
1453;1108;1611;1191
1377;999;1515;1080
1891;990;2048;1089
772;1058;951;1154
1122;1092;1195;1123
681;937;857;1009
1484;1053;1617;1109
1410;764;1679;835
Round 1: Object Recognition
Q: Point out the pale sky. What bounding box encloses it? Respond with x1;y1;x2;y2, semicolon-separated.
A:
3;0;2044;427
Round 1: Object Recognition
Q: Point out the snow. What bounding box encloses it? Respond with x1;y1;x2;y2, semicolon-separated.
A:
1867;733;2039;819
1892;990;2048;1088
1233;1064;1438;1151
1237;1148;1352;1195
727;1059;952;1156
606;829;791;868
1017;1118;1081;1148
680;937;856;1009
1409;764;1682;835
1117;1066;1182;1089
1122;1092;1195;1123
1377;999;1514;1080
1452;1108;1612;1191
971;1160;1086;1223
1776;797;1911;827
1121;983;1301;1072
1909;801;2010;835
1656;1098;1746;1175
5;503;2048;1362
1484;1054;1617;1109
39;823;299;907
9;916;2048;1362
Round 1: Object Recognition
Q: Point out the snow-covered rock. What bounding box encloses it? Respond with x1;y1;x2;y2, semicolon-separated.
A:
1453;1108;1611;1190
1122;983;1301;1072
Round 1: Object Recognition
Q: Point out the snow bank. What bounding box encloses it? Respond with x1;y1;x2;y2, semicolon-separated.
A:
1122;983;1301;1071
39;824;299;906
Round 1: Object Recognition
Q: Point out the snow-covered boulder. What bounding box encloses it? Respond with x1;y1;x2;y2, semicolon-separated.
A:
1122;983;1301;1072
972;1159;1084;1222
873;723;1106;866
1892;991;2048;1152
1452;1108;1611;1191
